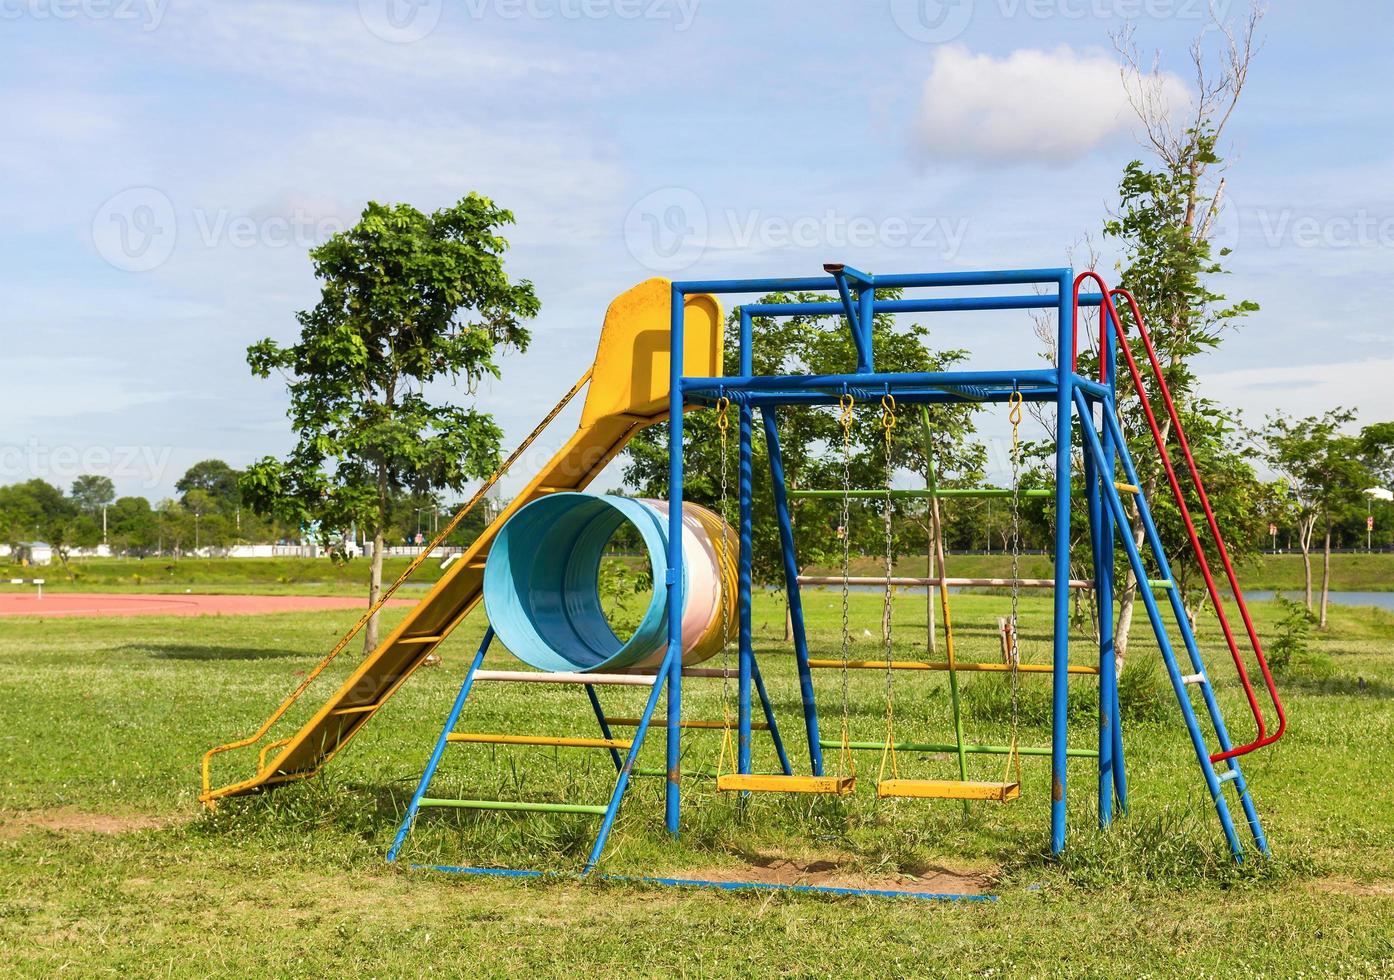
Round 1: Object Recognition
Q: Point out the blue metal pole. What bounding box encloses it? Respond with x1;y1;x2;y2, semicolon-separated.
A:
761;408;825;775
738;399;754;776
1078;390;1245;858
665;285;685;836
386;627;493;863
1082;406;1113;829
750;657;793;775
1101;309;1127;814
1097;400;1264;854
584;640;681;873
1050;271;1074;855
584;684;623;773
859;283;875;373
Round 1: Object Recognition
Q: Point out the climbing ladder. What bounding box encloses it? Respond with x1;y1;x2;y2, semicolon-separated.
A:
387;629;796;872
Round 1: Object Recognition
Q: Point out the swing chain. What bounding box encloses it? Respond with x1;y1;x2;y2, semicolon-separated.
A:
715;396;733;740
838;392;856;773
880;393;898;779
1007;389;1024;780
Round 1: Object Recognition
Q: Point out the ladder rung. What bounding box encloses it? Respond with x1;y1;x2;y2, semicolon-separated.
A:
1181;673;1206;686
1215;769;1240;785
876;779;1021;802
807;659;1100;676
446;733;632;750
473;670;657;687
416;797;606;815
1114;481;1141;494
604;717;771;731
398;636;444;645
715;774;856;795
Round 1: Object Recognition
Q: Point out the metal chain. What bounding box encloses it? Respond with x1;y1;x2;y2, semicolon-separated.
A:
1007;389;1024;762
880;393;898;780
716;396;733;727
838;392;856;771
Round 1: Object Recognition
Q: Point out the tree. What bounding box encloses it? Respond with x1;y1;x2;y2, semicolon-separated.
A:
107;496;157;555
623;291;983;641
176;460;241;512
71;475;116;517
241;195;539;652
1098;7;1264;664
1260;410;1377;628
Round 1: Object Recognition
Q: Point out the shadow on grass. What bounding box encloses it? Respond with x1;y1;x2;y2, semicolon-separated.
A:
130;643;305;661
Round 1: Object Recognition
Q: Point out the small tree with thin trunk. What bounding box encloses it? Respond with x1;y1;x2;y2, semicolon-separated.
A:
241;195;538;653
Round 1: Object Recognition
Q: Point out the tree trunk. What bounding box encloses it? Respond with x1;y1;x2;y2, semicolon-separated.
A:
1319;518;1332;630
365;528;385;654
1299;515;1315;612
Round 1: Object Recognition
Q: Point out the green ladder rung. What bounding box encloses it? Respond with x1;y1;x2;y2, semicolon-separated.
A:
416;797;606;816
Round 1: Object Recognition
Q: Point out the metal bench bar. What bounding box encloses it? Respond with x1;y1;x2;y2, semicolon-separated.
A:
416;798;606;815
806;658;1100;676
446;733;633;750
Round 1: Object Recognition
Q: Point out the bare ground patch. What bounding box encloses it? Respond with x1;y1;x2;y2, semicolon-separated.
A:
1308;877;1394;898
0;807;181;839
680;851;991;895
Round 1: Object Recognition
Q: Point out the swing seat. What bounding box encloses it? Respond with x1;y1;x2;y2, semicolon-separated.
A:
876;779;1020;802
716;773;857;795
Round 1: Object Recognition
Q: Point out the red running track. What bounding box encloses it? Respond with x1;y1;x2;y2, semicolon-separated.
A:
0;593;418;619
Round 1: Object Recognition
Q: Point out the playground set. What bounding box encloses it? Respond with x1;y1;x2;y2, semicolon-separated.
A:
201;265;1285;901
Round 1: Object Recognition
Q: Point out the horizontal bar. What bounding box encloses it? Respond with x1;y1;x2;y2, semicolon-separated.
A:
397;636;444;645
807;658;1100;676
473;670;657;687
674;268;1072;296
446;733;633;750
824;740;1098;758
796;575;1173;591
416;798;606;815
604;716;770;731
682;368;1059;396
419;864;997;901
329;703;382;716
742;294;1087;318
791;488;1053;500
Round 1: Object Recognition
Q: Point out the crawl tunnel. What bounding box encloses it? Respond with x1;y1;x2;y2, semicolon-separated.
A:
483;493;737;673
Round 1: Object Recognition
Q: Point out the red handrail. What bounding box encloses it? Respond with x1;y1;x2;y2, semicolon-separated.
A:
1072;273;1286;763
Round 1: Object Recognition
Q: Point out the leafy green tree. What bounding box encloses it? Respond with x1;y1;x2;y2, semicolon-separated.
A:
70;475;116;517
107;496;157;555
1261;410;1376;627
176;460;241;513
241;195;539;652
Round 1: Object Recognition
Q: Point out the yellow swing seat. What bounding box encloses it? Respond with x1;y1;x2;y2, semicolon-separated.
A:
875;778;1020;802
716;773;857;795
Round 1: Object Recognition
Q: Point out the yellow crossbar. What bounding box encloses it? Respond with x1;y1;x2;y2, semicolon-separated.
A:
877;779;1021;802
806;658;1100;676
716;773;856;795
1114;481;1141;494
446;733;633;750
604;717;771;731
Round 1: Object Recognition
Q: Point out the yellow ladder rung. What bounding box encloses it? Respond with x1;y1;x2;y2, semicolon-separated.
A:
1114;481;1141;494
604;716;771;731
807;658;1100;676
876;779;1021;802
447;733;633;750
329;703;382;716
398;636;445;645
716;773;856;795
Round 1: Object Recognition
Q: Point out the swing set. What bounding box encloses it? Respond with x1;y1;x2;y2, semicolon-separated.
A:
204;264;1284;901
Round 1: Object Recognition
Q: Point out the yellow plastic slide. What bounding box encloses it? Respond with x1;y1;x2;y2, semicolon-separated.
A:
200;279;722;803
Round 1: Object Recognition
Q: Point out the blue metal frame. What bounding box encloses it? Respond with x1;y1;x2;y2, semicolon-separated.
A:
388;263;1268;897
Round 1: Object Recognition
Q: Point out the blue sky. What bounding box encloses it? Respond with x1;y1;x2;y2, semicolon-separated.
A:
3;0;1391;500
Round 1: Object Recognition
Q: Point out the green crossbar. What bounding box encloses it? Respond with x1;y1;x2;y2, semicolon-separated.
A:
416;797;606;815
790;488;1051;500
821;740;1098;759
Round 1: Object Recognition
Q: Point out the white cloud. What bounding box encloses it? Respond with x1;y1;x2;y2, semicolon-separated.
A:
1205;358;1394;425
913;45;1189;165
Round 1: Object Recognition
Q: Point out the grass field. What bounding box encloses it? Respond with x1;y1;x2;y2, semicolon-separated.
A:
2;590;1393;976
6;550;1392;599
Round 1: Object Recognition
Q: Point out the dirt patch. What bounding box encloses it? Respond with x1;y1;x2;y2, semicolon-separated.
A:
0;807;178;839
1309;878;1394;898
683;852;991;896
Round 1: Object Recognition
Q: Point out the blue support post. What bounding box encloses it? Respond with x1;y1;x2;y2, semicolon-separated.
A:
1082;406;1113;828
386;628;494;863
750;658;793;775
1101;307;1128;813
585;685;623;773
1077;390;1246;859
737;398;754;776
761;408;825;775
665;285;685;836
1050;271;1074;855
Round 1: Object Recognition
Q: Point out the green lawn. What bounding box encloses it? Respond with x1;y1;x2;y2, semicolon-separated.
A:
1;591;1392;976
10;550;1391;599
